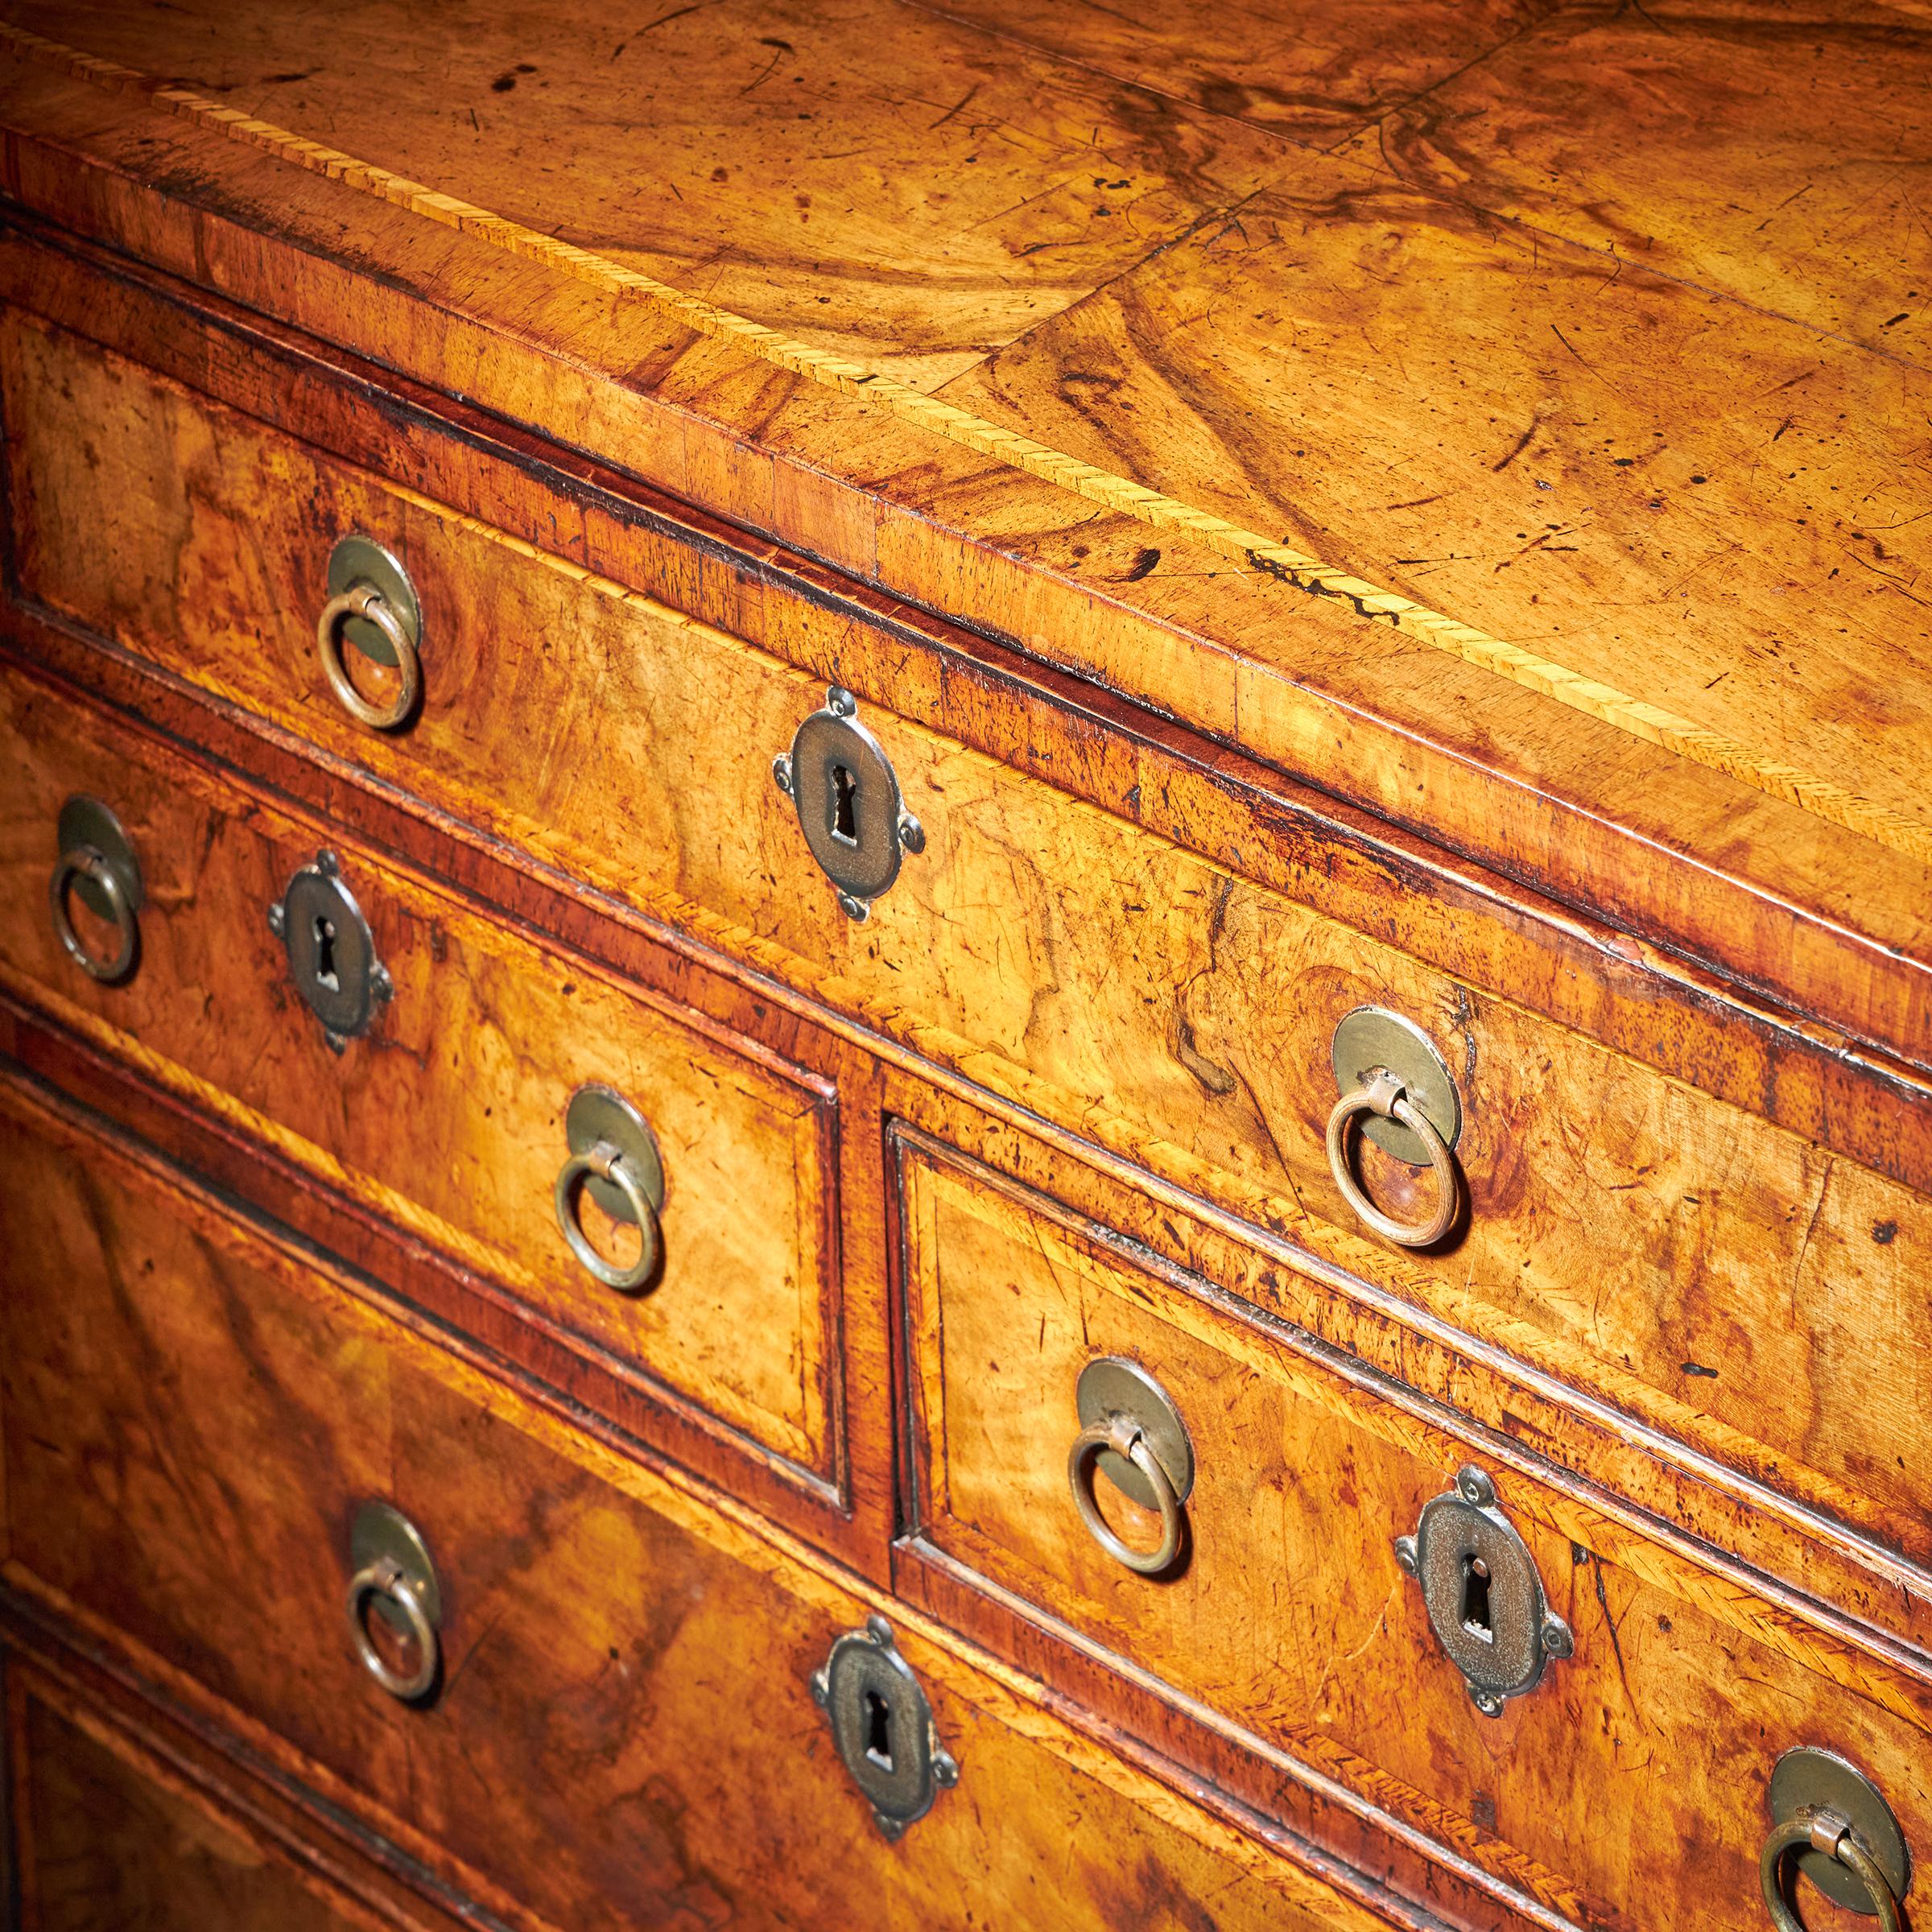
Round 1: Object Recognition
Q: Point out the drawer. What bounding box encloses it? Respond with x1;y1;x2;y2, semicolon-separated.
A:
5;1663;452;1932
0;1076;1387;1932
896;1125;1932;1932
8;304;1932;1580
0;658;840;1491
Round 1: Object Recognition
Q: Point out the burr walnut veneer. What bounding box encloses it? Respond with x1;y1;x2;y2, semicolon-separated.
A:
0;6;1927;1931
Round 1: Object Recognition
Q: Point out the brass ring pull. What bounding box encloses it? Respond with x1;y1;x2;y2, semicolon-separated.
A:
1325;1067;1460;1248
47;844;138;983
1067;1414;1185;1575
317;582;421;731
345;1556;439;1703
1761;1810;1903;1931
554;1137;663;1292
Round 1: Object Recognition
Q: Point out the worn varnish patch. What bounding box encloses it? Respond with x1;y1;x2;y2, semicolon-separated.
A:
1339;0;1932;367
917;0;1567;142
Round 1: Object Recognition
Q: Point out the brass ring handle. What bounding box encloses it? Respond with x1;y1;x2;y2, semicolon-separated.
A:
345;1557;439;1703
1325;1066;1460;1248
1067;1414;1185;1575
316;582;421;731
47;845;138;983
1761;1811;1903;1931
554;1137;663;1292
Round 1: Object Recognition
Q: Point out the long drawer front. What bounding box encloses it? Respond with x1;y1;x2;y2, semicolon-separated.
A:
6;300;1932;1598
0;1071;1383;1932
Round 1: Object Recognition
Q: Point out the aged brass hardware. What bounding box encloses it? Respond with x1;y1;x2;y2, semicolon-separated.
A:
266;851;393;1053
811;1615;957;1839
316;535;423;731
553;1083;666;1293
1067;1356;1195;1576
1762;1748;1910;1929
47;795;144;984
345;1501;442;1704
1395;1465;1571;1715
1326;1006;1463;1248
772;686;924;920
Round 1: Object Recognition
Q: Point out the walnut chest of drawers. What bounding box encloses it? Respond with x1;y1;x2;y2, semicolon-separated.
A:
1;6;1929;1930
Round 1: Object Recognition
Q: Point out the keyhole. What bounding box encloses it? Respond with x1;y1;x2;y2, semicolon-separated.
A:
312;914;340;993
1461;1554;1494;1645
829;762;859;847
863;1687;894;1773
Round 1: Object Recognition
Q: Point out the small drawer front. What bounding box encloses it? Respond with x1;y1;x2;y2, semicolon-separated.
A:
11;305;1932;1580
898;1131;1932;1932
0;1082;1379;1932
0;660;839;1484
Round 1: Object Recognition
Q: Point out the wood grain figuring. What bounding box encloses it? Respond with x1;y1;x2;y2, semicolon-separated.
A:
5;59;1930;1075
10;318;1932;1579
0;1077;1398;1932
906;0;1565;142
0;659;842;1487
1;14;1930;1922
2;1644;491;1932
0;0;1300;395
935;151;1932;861
1335;0;1932;366
897;1132;1932;1932
13;1691;380;1932
2;14;1929;890
11;976;1930;1931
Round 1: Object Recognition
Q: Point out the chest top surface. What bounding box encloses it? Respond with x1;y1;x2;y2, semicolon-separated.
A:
2;0;1930;1067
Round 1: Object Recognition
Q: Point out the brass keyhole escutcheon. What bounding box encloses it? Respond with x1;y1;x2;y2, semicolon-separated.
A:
266;852;394;1053
1395;1465;1571;1716
811;1616;957;1840
773;687;924;921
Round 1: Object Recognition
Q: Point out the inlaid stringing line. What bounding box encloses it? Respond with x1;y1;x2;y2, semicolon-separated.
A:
6;19;1925;867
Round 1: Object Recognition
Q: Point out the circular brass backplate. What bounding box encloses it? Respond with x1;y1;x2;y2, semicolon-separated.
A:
564;1084;667;1225
1331;1006;1462;1166
349;1499;442;1635
326;535;422;668
1769;1747;1912;1913
1075;1356;1195;1511
56;794;144;921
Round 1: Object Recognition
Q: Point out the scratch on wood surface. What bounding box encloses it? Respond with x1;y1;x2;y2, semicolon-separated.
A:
1490;413;1542;473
